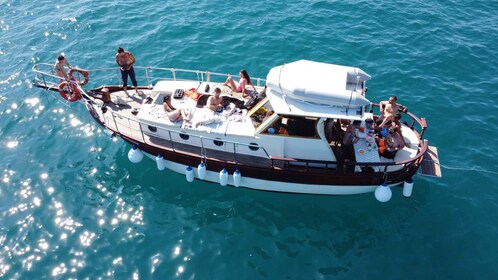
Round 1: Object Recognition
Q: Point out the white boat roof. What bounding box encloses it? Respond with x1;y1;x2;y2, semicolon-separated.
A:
266;60;372;119
267;88;365;120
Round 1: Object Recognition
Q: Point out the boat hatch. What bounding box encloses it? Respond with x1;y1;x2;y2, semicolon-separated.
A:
419;145;442;177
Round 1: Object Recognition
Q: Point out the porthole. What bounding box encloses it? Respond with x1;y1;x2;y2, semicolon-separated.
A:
213;138;224;146
249;142;259;151
148;126;157;133
180;133;189;140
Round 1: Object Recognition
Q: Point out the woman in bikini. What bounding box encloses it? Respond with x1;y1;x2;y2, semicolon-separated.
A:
54;54;72;81
223;69;257;98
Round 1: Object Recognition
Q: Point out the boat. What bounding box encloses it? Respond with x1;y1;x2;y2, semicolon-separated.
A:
32;59;441;201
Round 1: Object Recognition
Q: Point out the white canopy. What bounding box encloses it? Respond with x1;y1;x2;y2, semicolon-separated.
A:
265;60;372;118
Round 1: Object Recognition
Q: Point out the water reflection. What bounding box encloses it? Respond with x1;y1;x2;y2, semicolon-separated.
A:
0;162;149;278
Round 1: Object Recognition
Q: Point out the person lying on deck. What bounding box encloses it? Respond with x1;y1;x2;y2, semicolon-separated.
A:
163;95;191;123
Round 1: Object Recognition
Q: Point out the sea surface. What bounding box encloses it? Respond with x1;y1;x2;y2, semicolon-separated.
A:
1;0;498;279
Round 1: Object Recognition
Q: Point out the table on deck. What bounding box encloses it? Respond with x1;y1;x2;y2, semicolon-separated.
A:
353;138;380;172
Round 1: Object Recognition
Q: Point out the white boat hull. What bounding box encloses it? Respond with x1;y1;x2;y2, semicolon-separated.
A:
143;153;396;195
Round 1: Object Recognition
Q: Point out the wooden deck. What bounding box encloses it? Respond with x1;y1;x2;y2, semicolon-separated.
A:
420;145;442;177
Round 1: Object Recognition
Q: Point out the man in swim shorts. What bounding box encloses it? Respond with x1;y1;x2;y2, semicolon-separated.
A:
115;47;138;96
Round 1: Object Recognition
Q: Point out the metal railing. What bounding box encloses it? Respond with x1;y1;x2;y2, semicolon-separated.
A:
33;63;266;91
101;109;272;166
99;104;428;173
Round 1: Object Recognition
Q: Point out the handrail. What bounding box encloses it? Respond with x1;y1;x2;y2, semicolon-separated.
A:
33;63;267;89
370;102;427;140
102;109;272;163
101;105;428;172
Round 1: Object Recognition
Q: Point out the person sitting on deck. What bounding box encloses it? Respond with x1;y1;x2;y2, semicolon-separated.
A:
377;95;407;127
223;69;257;98
207;87;224;112
163;95;191;123
380;126;405;159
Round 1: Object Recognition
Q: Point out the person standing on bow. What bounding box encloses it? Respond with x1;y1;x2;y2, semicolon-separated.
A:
54;54;72;81
115;47;138;97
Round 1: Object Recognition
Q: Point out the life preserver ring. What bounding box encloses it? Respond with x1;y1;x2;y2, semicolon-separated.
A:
58;81;82;102
68;68;89;86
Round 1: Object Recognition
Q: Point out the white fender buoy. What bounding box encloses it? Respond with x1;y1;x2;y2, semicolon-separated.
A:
375;182;392;202
403;178;414;198
219;168;228;186
197;162;206;180
185;166;194;182
233;170;241;187
128;145;144;163
156;154;166;171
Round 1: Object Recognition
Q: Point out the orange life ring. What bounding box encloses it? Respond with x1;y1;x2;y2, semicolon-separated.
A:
58;81;82;102
68;68;89;86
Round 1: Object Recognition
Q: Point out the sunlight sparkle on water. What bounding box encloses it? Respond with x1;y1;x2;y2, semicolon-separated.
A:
51;263;67;276
70;117;82;127
112;257;123;265
38;239;49;251
24;97;39;107
33;197;41;207
79;230;96;247
63;17;77;22
6;141;18;148
40;173;48;180
1;264;11;277
174;246;181;256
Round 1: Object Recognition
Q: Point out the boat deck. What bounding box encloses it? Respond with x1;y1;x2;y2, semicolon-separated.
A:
420;145;442;177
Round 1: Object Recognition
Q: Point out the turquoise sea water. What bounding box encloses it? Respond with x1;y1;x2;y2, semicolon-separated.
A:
1;0;498;278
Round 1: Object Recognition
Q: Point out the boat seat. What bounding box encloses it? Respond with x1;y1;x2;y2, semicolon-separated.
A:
380;145;419;172
400;125;420;147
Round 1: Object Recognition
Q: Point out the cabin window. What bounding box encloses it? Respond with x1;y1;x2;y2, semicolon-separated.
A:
213;138;224;146
179;133;189;140
248;142;260;151
261;115;319;138
148;126;157;133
